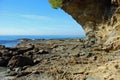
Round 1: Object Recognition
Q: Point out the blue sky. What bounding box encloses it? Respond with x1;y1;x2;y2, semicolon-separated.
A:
0;0;85;36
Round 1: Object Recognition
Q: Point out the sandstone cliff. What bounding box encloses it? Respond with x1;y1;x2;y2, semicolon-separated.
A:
50;0;120;49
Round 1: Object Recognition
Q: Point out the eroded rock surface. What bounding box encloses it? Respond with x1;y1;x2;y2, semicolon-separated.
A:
0;0;120;79
0;39;120;80
8;55;34;69
61;0;120;49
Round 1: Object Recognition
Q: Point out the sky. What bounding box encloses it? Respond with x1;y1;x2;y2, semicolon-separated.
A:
0;0;85;36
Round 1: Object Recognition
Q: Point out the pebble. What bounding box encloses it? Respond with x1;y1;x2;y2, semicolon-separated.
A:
86;78;96;80
32;70;40;74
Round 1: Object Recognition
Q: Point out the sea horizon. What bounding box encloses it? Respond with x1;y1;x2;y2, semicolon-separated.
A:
0;35;86;40
0;35;86;47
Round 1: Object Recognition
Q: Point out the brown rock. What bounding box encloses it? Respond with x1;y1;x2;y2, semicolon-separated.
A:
16;72;31;77
60;0;120;46
37;50;49;54
8;55;34;69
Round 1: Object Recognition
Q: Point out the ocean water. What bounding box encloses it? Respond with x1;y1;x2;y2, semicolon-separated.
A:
0;35;85;47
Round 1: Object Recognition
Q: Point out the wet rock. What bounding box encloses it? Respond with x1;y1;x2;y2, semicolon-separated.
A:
8;55;34;69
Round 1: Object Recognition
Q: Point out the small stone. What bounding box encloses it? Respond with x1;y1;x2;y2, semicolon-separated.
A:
86;78;95;80
22;66;28;70
109;78;114;80
7;68;11;72
91;56;97;61
15;67;22;72
57;70;64;74
37;50;49;54
32;70;40;74
86;53;93;58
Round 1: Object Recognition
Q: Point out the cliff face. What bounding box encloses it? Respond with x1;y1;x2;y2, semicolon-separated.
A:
61;0;120;48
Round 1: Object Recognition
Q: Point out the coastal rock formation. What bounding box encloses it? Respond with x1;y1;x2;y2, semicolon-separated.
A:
8;55;34;69
0;1;120;79
0;39;120;80
90;59;120;80
58;0;120;48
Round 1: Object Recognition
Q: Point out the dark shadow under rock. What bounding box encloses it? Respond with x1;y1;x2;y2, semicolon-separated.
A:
7;55;34;69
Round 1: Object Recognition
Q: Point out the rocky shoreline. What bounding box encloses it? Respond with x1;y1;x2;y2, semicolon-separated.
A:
0;39;120;80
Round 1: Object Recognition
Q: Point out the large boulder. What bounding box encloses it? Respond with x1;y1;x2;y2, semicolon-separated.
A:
0;50;13;66
8;55;34;69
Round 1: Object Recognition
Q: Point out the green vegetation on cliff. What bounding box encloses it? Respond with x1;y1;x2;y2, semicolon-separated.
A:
48;0;63;9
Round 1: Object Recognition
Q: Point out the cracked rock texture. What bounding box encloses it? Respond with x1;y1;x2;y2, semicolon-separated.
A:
61;0;120;49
